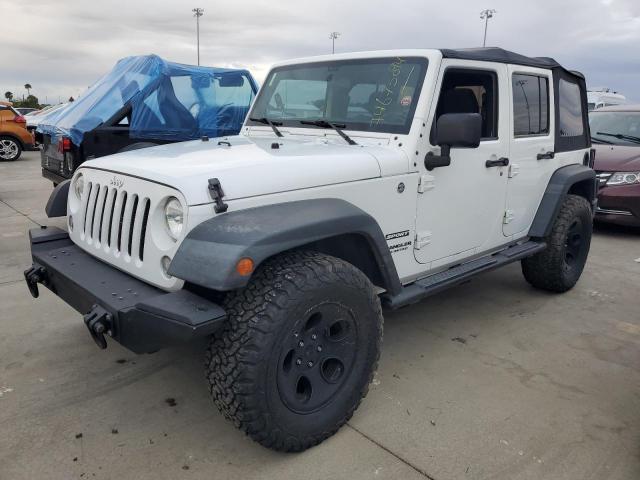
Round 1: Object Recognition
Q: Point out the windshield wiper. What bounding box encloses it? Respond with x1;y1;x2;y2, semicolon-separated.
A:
249;117;283;137
590;136;613;145
596;131;640;145
299;120;357;145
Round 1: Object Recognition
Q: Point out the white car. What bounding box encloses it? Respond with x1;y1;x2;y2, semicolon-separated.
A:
587;88;626;110
26;48;595;452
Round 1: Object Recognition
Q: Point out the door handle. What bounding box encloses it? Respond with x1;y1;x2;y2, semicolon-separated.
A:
485;157;509;168
537;151;555;160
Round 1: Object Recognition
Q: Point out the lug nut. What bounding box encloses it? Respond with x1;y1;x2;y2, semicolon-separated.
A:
296;358;302;366
317;346;322;352
311;334;317;340
307;361;314;368
298;341;304;347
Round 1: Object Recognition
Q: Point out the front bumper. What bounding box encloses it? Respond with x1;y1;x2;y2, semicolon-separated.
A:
25;226;226;353
596;183;640;227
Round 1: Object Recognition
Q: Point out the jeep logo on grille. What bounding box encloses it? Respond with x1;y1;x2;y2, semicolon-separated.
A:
109;176;124;188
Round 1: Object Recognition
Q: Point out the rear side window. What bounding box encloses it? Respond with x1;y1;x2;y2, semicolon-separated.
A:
558;78;584;137
512;74;549;136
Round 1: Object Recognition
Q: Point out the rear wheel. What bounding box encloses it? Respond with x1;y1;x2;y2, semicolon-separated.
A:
522;194;592;292
0;137;22;161
206;251;383;452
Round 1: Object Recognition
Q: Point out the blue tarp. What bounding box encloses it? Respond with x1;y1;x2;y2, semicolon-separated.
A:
38;55;257;145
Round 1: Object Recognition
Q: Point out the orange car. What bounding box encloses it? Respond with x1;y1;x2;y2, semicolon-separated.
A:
0;101;35;161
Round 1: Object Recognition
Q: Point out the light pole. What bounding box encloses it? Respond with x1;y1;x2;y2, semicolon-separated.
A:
193;8;204;65
479;9;496;47
329;32;340;54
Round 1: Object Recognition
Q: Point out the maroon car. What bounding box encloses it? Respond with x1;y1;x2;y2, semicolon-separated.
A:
589;104;640;227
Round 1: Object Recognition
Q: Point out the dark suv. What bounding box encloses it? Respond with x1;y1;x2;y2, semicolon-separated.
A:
37;55;258;184
590;105;640;227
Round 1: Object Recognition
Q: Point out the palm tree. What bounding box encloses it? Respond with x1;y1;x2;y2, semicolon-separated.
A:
24;84;32;96
4;91;13;101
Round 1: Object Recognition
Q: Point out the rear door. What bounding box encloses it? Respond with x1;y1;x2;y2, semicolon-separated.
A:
504;66;555;237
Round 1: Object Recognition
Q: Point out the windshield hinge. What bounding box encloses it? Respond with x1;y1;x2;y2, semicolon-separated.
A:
208;178;228;214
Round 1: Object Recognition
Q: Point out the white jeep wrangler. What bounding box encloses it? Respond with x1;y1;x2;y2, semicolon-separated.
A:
25;48;596;452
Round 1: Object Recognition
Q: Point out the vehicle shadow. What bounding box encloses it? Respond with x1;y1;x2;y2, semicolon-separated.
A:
594;220;640;238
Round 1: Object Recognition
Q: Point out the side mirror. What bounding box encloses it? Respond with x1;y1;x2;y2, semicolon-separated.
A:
218;74;245;88
425;113;482;170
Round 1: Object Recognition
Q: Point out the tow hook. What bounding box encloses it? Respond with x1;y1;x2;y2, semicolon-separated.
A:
83;304;113;349
24;265;47;298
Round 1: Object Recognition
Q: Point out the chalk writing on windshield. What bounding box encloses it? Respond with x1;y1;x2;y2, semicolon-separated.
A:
370;58;416;127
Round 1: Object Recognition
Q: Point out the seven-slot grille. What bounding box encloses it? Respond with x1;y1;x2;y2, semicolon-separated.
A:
80;181;151;262
596;171;613;188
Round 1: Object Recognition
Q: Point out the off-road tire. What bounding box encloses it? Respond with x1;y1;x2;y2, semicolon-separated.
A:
205;250;383;452
0;136;22;161
522;194;592;292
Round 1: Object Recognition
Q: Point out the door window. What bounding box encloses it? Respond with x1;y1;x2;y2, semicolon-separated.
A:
432;69;498;141
512;74;549;136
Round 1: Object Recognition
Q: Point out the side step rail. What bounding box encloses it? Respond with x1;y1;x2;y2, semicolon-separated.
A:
383;241;546;309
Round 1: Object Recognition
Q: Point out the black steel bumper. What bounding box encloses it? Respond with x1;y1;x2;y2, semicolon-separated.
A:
24;226;227;353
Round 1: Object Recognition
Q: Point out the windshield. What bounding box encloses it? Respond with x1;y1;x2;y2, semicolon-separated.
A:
248;57;428;134
590;112;640;146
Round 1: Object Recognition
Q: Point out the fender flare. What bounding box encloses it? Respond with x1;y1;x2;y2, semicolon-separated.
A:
528;164;596;238
168;198;402;294
45;180;70;217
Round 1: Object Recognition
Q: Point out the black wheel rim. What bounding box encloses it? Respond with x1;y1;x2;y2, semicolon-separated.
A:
277;302;358;414
564;219;584;267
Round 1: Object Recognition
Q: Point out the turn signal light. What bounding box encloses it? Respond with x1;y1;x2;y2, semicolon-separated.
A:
236;258;254;276
14;115;26;124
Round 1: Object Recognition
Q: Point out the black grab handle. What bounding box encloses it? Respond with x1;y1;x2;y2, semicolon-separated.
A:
537;151;555;160
485;157;509;168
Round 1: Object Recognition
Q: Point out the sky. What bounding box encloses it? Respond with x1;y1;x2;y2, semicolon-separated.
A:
1;0;639;104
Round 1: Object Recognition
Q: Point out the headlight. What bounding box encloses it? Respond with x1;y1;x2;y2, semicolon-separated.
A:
164;197;184;240
607;172;640;186
73;173;84;198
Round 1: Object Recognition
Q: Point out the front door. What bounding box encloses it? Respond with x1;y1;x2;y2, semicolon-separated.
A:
414;61;510;268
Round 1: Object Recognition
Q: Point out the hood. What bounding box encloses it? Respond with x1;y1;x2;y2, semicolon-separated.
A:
81;136;386;205
593;144;640;172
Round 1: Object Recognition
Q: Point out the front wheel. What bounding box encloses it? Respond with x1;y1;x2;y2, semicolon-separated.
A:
0;136;22;161
206;251;383;452
522;194;592;292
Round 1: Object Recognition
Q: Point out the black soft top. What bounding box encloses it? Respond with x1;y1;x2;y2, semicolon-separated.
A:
439;47;584;79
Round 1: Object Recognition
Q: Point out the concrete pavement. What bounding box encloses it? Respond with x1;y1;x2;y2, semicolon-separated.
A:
1;151;639;479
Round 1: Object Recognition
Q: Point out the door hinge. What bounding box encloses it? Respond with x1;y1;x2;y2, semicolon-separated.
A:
503;209;515;224
414;231;432;249
508;163;520;178
417;174;435;193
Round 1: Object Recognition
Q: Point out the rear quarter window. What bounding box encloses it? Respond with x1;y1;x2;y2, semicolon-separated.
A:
558;79;584;137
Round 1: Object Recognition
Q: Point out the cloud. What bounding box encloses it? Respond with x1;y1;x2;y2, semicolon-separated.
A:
1;0;639;102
